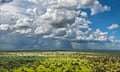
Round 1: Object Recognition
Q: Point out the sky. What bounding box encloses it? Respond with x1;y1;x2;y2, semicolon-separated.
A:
0;0;120;50
89;0;120;40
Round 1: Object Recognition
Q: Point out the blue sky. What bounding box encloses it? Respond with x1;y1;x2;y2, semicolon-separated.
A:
89;0;120;40
0;0;120;50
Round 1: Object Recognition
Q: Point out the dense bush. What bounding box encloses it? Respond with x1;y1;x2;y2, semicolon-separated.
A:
0;52;120;72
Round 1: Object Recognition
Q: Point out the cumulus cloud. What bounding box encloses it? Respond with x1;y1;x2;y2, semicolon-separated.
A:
0;0;119;50
90;1;110;15
0;24;9;31
76;0;110;15
107;24;119;30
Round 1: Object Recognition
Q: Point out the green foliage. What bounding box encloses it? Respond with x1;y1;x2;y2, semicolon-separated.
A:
0;51;120;72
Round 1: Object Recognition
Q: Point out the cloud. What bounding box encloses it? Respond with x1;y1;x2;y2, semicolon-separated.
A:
0;0;119;50
34;25;52;35
0;24;9;31
53;28;66;36
13;17;33;28
90;1;110;15
76;0;110;15
14;29;32;34
107;24;119;30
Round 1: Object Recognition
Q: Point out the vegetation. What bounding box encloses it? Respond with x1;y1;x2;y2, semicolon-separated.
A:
0;51;120;72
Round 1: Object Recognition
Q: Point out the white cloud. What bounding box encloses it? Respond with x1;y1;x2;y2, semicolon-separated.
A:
13;18;33;29
34;25;52;35
76;0;110;15
90;1;110;15
108;36;115;42
53;28;66;36
80;11;87;17
93;29;108;41
0;24;9;31
0;0;119;50
15;28;32;34
107;24;119;30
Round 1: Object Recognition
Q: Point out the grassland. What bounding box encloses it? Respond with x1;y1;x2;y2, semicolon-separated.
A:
0;51;120;72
